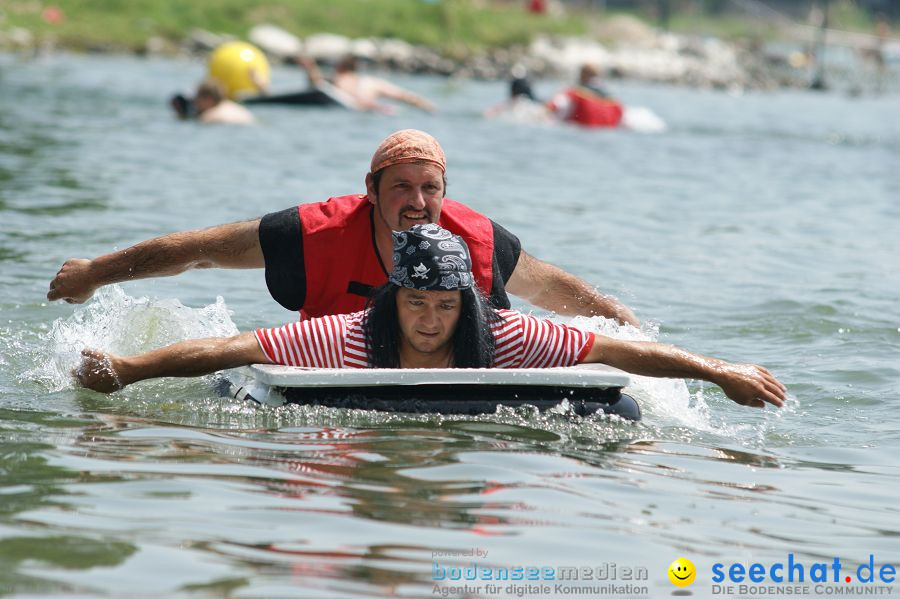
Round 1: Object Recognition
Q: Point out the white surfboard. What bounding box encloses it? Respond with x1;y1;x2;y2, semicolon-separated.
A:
242;362;631;389
224;363;639;419
314;80;363;111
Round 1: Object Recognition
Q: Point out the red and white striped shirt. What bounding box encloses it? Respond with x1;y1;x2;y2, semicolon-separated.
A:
254;309;594;369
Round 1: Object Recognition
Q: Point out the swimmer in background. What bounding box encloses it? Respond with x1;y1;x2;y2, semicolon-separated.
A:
547;63;624;128
575;63;612;98
483;64;554;123
296;54;436;114
193;79;256;125
170;79;256;125
509;64;538;102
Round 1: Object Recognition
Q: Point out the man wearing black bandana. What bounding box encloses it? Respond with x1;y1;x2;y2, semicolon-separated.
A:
74;225;787;411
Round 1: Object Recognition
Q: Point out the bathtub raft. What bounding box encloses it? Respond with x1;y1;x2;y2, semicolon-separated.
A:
224;363;640;420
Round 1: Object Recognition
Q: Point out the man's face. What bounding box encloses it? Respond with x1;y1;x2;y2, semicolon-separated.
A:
395;287;461;361
367;163;445;232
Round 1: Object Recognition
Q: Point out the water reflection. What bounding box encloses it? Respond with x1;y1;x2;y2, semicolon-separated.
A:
1;50;897;596
1;400;895;596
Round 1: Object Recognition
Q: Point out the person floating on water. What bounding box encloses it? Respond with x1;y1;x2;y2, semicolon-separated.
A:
169;41;267;123
47;129;638;326
170;79;256;125
297;54;436;113
73;223;787;412
509;63;538;102
483;64;554;123
196;79;256;125
547;63;624;128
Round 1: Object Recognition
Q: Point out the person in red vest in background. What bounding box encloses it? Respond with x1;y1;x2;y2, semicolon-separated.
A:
547;63;624;128
528;0;547;14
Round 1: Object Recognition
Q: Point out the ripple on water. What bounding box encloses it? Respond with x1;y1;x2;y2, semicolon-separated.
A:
1;55;898;596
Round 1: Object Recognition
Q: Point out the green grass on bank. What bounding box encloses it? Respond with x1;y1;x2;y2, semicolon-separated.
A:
1;0;887;55
0;0;588;53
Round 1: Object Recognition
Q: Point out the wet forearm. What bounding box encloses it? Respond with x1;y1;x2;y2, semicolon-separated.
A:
97;221;263;283
89;234;202;285
586;336;788;408
115;333;264;386
539;277;638;324
507;252;639;325
593;339;721;383
49;220;263;304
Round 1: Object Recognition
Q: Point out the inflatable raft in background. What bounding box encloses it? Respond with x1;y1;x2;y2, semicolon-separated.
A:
168;82;356;120
242;82;359;110
223;364;641;420
242;88;339;106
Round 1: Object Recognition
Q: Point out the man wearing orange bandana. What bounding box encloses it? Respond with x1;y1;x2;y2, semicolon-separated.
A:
47;130;638;325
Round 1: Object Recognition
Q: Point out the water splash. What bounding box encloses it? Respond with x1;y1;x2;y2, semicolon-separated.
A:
567;316;799;446
25;286;239;392
17;289;794;447
564;315;714;429
622;105;668;133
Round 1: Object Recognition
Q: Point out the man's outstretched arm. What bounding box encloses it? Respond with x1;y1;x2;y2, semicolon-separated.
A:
48;219;263;304
74;332;267;393
295;55;325;87
373;79;437;113
583;335;787;409
505;250;639;326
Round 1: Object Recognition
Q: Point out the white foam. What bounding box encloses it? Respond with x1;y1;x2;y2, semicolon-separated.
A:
561;315;713;430
29;286;239;392
559;314;797;445
621;105;668;133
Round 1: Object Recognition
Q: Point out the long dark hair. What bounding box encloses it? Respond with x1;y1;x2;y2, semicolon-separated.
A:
364;283;498;368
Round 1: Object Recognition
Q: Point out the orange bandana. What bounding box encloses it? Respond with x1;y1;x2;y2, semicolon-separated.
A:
370;129;446;174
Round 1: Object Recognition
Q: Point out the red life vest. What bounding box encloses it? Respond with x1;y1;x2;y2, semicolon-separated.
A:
298;194;496;319
554;88;623;128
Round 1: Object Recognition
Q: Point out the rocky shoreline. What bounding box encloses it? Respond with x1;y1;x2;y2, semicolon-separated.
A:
1;17;804;91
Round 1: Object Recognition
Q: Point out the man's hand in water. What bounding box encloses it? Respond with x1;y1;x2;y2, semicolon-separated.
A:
48;259;98;304
712;362;787;409
73;349;123;394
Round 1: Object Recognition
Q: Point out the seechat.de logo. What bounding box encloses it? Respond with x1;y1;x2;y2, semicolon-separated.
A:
668;557;697;587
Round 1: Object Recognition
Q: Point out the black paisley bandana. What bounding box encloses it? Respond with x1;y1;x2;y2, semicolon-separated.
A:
389;224;474;291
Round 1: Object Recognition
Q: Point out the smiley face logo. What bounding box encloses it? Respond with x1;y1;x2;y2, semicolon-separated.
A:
668;557;696;587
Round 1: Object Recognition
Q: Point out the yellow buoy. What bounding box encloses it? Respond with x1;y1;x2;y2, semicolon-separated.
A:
207;41;270;99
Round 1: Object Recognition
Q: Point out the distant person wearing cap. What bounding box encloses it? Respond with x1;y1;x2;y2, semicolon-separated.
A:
74;224;786;413
170;79;256;125
547;64;623;128
297;54;436;114
48;129;637;325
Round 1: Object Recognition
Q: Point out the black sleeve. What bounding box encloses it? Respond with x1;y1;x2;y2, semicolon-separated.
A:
259;207;306;311
488;220;522;309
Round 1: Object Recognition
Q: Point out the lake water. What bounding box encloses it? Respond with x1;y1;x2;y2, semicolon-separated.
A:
0;52;898;598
